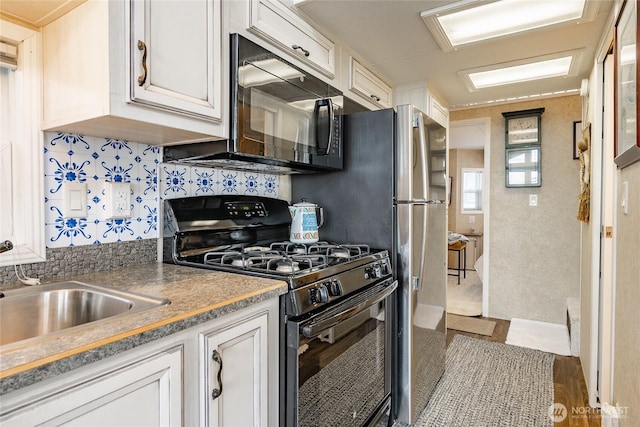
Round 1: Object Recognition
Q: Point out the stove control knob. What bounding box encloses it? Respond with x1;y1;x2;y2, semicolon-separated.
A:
310;285;329;304
364;267;373;279
328;280;342;296
373;263;382;278
366;263;382;279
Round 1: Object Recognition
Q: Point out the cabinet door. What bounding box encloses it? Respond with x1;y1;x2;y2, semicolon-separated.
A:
129;0;222;121
429;93;449;127
0;346;183;426
349;57;392;109
203;313;269;427
247;0;335;78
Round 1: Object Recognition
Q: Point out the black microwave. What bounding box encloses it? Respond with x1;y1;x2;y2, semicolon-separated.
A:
164;34;364;174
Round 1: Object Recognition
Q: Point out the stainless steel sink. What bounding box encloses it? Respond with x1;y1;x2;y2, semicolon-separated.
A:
0;281;170;348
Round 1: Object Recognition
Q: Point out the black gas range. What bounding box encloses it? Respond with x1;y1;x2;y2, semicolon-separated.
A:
164;195;396;426
164;195;392;317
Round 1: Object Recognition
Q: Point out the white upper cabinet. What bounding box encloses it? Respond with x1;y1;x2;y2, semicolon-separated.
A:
129;0;222;121
348;57;393;109
246;0;336;78
42;0;226;145
395;84;449;128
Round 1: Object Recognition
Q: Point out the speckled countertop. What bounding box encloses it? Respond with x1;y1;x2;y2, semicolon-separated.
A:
0;263;287;395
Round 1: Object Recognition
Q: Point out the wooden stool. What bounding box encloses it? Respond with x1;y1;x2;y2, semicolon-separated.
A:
448;241;466;284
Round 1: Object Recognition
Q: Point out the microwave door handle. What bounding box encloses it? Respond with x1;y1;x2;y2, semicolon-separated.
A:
314;98;333;155
301;281;397;338
326;98;335;155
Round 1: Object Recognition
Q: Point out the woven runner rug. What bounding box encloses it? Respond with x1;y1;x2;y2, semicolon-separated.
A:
415;335;555;427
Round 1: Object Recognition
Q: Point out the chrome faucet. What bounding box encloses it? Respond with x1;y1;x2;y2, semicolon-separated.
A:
0;240;13;254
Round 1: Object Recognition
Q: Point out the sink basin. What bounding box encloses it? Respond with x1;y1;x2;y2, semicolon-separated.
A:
0;281;170;348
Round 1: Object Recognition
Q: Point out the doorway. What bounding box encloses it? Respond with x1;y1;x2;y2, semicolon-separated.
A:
448;118;491;317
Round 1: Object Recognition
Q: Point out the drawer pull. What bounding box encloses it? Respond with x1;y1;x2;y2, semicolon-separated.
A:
370;94;381;102
211;349;223;400
137;40;148;86
292;45;310;57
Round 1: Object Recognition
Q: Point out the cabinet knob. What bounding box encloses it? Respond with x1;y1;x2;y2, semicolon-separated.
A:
292;45;310;57
137;40;148;86
211;349;223;400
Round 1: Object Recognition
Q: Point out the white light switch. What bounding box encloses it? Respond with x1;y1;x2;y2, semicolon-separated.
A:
105;182;131;219
529;194;538;206
63;182;87;218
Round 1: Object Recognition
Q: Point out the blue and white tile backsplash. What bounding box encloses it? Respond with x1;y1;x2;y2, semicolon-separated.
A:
44;132;281;248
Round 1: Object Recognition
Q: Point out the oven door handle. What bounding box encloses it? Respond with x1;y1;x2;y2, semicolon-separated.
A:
301;281;397;338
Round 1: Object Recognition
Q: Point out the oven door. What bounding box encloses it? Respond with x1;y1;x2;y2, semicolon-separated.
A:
285;279;397;427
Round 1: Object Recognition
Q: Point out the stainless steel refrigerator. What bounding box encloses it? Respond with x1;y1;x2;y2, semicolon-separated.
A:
291;104;447;425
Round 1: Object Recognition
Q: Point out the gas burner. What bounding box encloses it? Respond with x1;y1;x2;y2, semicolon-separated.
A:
329;247;351;259
276;260;300;273
231;257;253;268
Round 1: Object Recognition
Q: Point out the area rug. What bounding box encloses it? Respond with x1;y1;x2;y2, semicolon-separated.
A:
447;270;482;316
415;335;555;427
506;318;571;356
447;313;496;336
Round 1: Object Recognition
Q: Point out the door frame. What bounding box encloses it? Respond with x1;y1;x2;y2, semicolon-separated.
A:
447;117;491;316
585;27;617;408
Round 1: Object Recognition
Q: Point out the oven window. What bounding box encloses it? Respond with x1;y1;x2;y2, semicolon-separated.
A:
296;302;388;427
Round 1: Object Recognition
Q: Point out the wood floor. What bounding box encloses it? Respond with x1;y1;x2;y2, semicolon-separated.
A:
447;317;601;427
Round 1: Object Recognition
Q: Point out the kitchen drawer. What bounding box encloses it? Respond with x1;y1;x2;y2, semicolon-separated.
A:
349;57;392;109
247;0;336;78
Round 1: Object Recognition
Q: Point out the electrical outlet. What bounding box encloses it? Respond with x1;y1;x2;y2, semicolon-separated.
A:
529;194;538;206
105;182;131;219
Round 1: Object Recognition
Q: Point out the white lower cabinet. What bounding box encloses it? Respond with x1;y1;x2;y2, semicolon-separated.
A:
202;313;269;427
0;346;183;426
0;298;280;427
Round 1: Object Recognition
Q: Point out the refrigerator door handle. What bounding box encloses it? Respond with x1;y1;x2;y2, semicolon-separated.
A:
412;276;420;291
414;112;429;200
414;112;429;292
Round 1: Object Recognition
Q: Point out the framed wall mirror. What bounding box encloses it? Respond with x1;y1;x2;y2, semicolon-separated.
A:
505;147;541;187
614;0;640;168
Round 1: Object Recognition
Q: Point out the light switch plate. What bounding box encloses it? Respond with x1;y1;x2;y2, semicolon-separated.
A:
62;182;87;218
621;181;628;215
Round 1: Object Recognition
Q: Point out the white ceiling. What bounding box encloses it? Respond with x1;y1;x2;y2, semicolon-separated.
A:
294;0;614;111
1;0;615;149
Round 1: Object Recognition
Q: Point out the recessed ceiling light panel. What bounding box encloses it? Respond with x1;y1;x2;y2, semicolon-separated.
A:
422;0;598;51
458;49;585;91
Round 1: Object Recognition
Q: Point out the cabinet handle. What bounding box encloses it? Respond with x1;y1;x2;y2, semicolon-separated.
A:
370;94;381;102
292;45;310;57
137;40;148;86
211;349;223;400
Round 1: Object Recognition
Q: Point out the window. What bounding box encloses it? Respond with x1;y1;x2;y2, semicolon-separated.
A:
505;146;541;187
0;21;45;267
461;168;483;213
